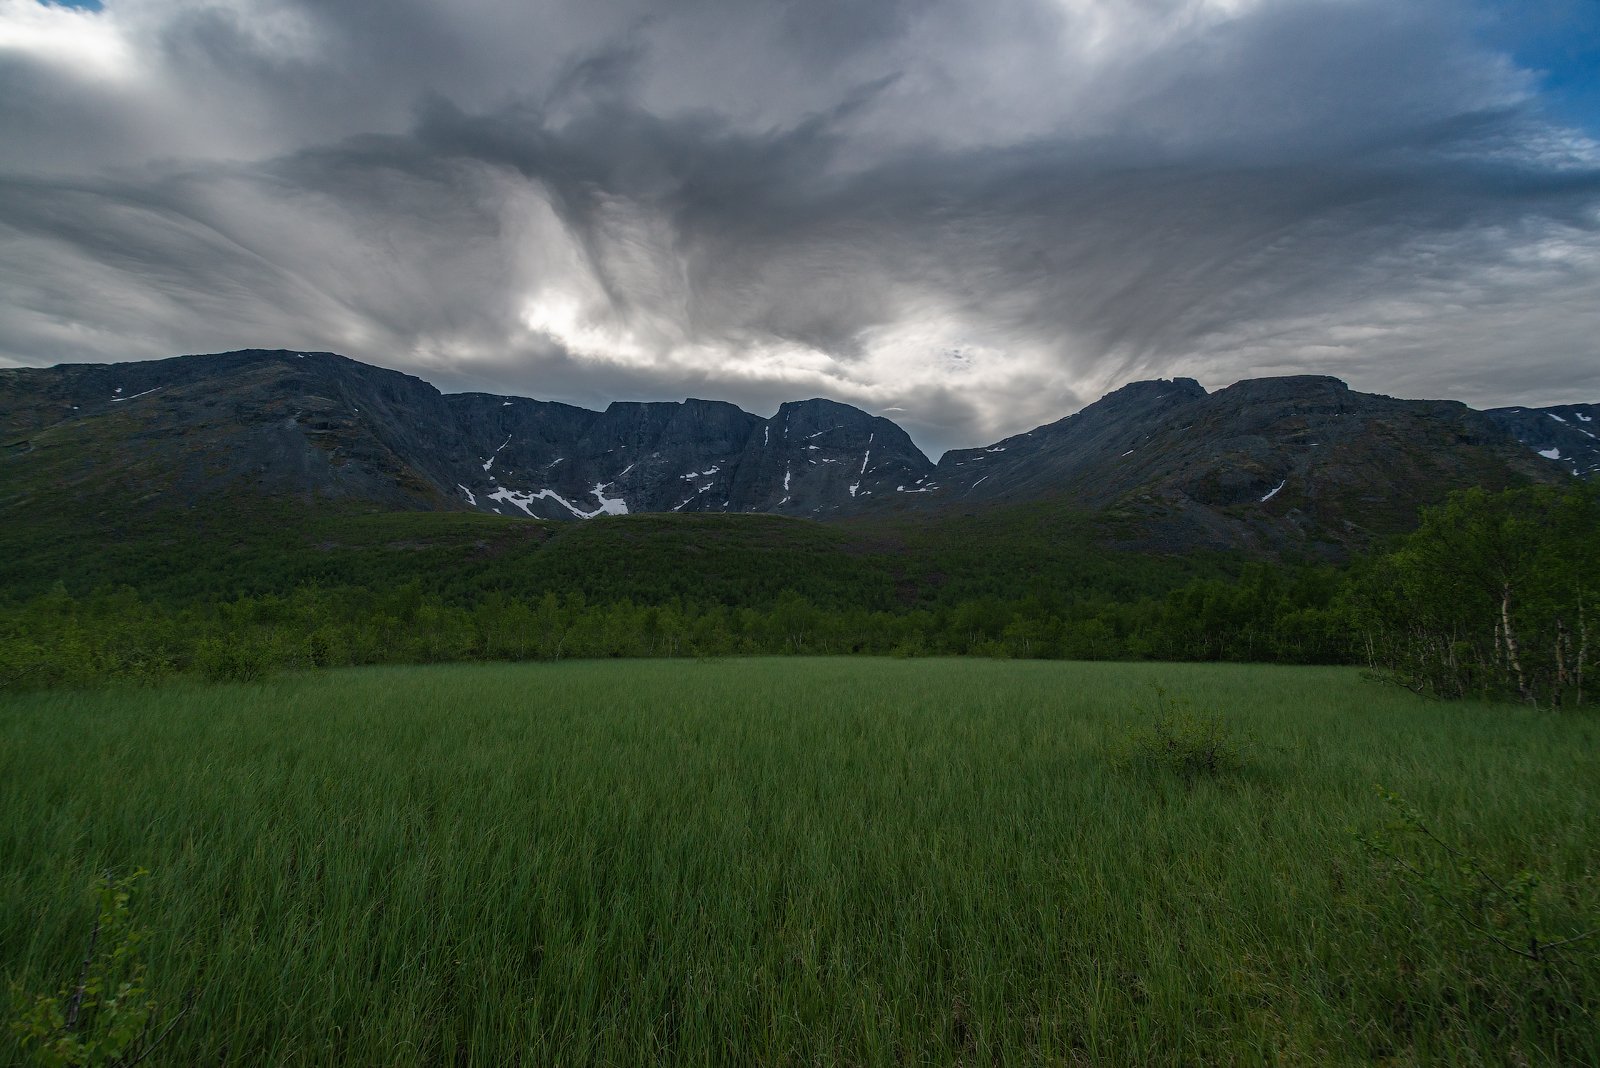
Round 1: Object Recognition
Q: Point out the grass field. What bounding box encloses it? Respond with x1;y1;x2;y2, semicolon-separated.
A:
2;659;1597;1065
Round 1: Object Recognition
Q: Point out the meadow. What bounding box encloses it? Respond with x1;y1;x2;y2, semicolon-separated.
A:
2;658;1597;1065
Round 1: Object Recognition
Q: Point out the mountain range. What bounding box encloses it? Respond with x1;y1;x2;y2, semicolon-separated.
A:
1;348;1592;556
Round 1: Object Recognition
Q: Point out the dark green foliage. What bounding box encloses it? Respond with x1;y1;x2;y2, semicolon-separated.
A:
0;496;1216;612
1354;484;1599;705
193;637;275;683
9;870;184;1068
0;492;1376;693
1113;685;1250;784
0;485;1590;694
1356;788;1599;1049
0;495;1367;691
1152;562;1352;664
0;573;1358;691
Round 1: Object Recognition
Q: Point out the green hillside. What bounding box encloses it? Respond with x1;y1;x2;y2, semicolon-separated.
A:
0;494;1234;610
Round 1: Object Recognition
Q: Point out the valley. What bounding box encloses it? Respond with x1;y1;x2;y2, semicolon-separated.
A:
2;351;1596;1067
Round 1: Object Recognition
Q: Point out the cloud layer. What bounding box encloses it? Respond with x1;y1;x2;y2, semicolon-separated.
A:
2;0;1598;454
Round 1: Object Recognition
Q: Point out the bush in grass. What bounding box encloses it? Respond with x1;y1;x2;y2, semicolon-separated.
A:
1113;685;1249;785
1356;787;1599;1024
9;870;187;1068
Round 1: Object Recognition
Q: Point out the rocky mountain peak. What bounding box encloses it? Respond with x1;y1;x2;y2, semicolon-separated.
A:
1098;376;1208;404
1;350;1587;556
925;372;1571;556
1214;374;1347;399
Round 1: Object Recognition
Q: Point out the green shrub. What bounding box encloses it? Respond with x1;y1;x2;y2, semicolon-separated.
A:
192;637;271;683
1354;788;1600;1044
1113;685;1248;784
1358;787;1599;972
9;870;185;1067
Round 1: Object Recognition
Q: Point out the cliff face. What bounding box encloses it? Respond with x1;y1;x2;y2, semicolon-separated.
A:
0;349;936;522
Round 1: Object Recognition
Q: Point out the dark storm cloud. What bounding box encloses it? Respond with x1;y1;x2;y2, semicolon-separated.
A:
1;0;1598;455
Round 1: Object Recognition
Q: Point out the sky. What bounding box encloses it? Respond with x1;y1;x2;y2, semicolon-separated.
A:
1;0;1598;456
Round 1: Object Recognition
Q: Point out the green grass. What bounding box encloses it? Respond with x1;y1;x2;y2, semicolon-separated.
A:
3;660;1597;1064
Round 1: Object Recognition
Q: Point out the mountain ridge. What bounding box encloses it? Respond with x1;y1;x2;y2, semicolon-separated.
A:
1;348;1588;556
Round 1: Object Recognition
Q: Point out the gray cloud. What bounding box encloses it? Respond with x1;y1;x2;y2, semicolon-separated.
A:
1;0;1597;456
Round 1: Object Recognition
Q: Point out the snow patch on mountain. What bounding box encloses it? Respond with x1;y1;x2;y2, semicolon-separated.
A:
482;435;511;472
589;483;627;515
488;483;628;519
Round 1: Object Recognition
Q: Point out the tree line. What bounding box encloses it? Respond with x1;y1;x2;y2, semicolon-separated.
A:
0;570;1353;689
2;484;1593;705
1354;484;1597;707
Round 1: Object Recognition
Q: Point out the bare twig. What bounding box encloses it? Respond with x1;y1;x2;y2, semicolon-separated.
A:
1540;930;1599;953
64;910;102;1032
119;997;192;1068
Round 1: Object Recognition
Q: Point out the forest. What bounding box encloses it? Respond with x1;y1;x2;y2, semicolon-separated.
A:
2;483;1595;706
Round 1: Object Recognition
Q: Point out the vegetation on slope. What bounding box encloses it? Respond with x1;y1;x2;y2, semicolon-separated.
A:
0;484;1594;704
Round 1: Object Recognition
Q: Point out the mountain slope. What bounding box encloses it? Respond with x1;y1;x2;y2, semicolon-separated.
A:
1;349;1583;557
453;393;931;520
0;349;462;512
0;349;937;522
914;375;1571;554
1485;403;1600;479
